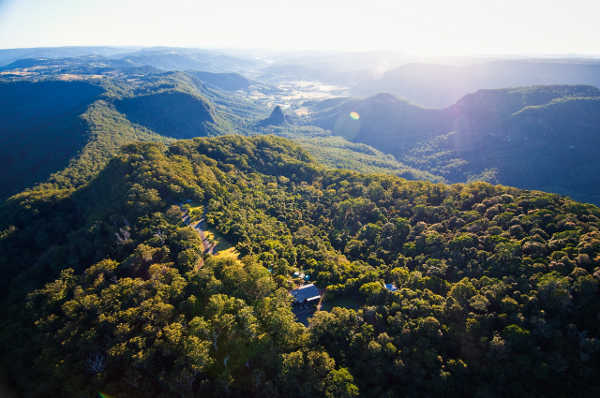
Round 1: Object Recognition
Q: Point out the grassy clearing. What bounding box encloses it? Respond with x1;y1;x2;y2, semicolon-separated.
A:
186;204;204;220
205;226;238;257
213;246;240;260
183;202;237;257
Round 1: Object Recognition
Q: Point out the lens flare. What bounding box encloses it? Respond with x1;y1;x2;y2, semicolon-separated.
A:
349;111;360;120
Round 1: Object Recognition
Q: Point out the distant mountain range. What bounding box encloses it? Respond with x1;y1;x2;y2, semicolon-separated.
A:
0;46;136;66
0;47;263;73
354;60;600;107
307;85;600;203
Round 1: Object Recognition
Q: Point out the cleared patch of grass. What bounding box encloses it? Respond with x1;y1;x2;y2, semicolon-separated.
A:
185;204;204;220
183;202;236;256
213;246;240;260
204;226;237;256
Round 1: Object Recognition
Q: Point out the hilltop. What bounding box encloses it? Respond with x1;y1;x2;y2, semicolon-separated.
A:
256;105;288;127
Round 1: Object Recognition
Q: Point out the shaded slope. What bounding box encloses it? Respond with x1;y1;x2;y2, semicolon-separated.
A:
448;85;600;135
469;97;600;202
407;87;600;203
308;85;600;203
308;93;452;153
0;77;196;198
48;100;173;189
114;91;219;138
0;81;104;198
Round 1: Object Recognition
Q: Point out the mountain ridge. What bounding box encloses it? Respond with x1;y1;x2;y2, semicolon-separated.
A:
307;85;600;203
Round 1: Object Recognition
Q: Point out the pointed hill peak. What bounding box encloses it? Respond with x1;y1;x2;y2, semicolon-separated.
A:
256;105;288;127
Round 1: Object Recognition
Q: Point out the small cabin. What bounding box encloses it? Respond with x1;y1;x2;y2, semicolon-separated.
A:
290;284;321;305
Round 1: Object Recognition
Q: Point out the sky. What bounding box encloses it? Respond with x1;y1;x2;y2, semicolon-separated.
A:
0;0;598;56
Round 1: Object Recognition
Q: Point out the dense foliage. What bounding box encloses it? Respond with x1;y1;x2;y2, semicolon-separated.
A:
114;91;222;138
287;133;441;182
1;135;599;397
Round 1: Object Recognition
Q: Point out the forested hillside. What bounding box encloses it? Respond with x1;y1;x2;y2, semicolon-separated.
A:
1;135;598;397
0;68;242;199
409;95;600;202
114;91;221;138
308;86;600;203
0;80;104;198
187;71;252;91
0;79;183;198
307;93;451;153
0;64;443;199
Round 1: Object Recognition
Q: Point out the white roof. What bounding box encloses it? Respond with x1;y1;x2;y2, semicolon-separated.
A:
290;284;320;303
